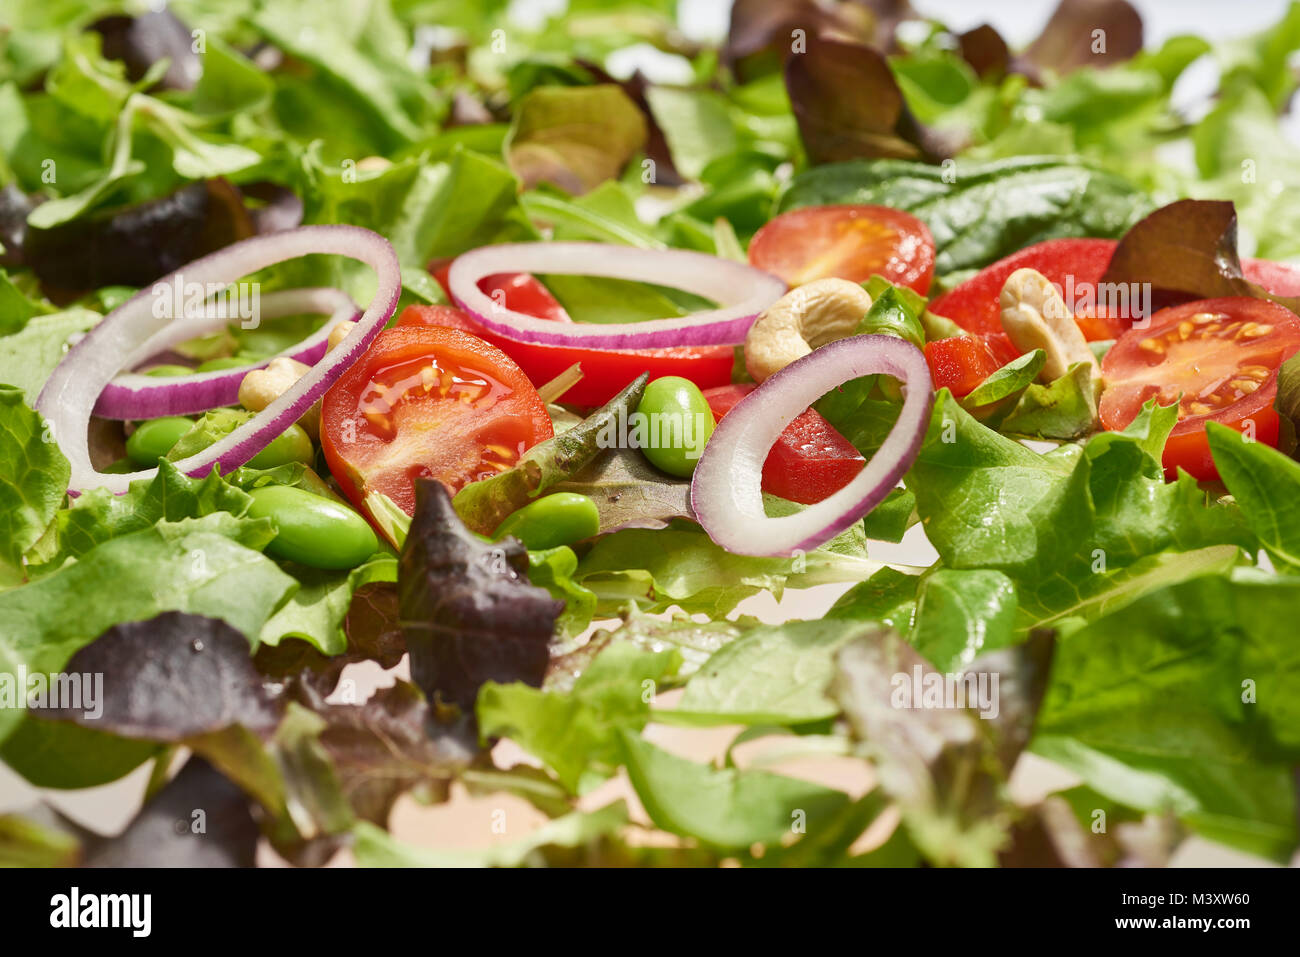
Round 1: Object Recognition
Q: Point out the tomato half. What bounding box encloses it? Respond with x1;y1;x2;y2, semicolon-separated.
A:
924;336;1004;397
397;304;734;408
1099;297;1300;480
321;326;553;516
704;384;865;505
748;204;935;293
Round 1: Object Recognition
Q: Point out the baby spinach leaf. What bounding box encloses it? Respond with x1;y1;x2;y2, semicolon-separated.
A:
778;156;1152;278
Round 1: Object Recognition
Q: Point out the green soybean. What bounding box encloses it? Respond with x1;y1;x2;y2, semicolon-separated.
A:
246;485;379;569
494;492;601;550
101;457;137;474
125;417;194;465
247;423;314;469
195;356;254;372
142;363;194;377
635;376;716;478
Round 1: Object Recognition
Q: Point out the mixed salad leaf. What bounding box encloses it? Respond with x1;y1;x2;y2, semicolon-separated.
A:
3;0;1300;870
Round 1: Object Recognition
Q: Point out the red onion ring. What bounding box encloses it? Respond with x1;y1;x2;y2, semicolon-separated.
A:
691;334;933;557
447;241;786;348
95;287;360;419
37;225;400;495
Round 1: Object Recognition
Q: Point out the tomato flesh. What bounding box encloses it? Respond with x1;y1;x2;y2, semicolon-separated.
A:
1099;297;1300;480
924;336;1004;397
705;384;865;505
397;304;734;408
321;326;552;517
748;204;935;293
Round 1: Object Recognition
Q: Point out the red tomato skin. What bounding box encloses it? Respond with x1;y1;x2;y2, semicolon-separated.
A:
929;238;1120;339
397;305;734;407
748;204;936;294
1243;257;1300;296
704;385;865;505
923;336;1002;397
320;325;552;517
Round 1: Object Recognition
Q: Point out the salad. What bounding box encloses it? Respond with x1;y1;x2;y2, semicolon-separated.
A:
1;0;1299;871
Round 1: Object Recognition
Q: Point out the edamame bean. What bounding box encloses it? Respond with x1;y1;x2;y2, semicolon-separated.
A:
494;492;600;550
125;417;194;465
635;376;716;478
195;356;254;372
245;485;379;569
247;423;314;469
101;458;137;474
143;364;194;377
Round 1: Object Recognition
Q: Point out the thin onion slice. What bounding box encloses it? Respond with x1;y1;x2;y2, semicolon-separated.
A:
95;287;360;419
691;335;933;557
37;225;400;495
447;241;786;349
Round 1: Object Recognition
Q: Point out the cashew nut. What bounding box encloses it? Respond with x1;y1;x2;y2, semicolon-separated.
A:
999;268;1101;393
327;319;356;352
744;278;873;382
238;356;320;439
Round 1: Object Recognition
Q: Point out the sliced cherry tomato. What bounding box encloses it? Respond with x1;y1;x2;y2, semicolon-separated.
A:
1243;257;1300;296
396;304;734;407
930;238;1125;349
747;204;935;293
1099;297;1300;480
924;336;1004;397
431;260;571;322
321;325;553;516
704;384;865;505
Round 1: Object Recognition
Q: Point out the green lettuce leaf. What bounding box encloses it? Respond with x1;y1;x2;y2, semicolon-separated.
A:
0;386;67;586
1033;572;1300;862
